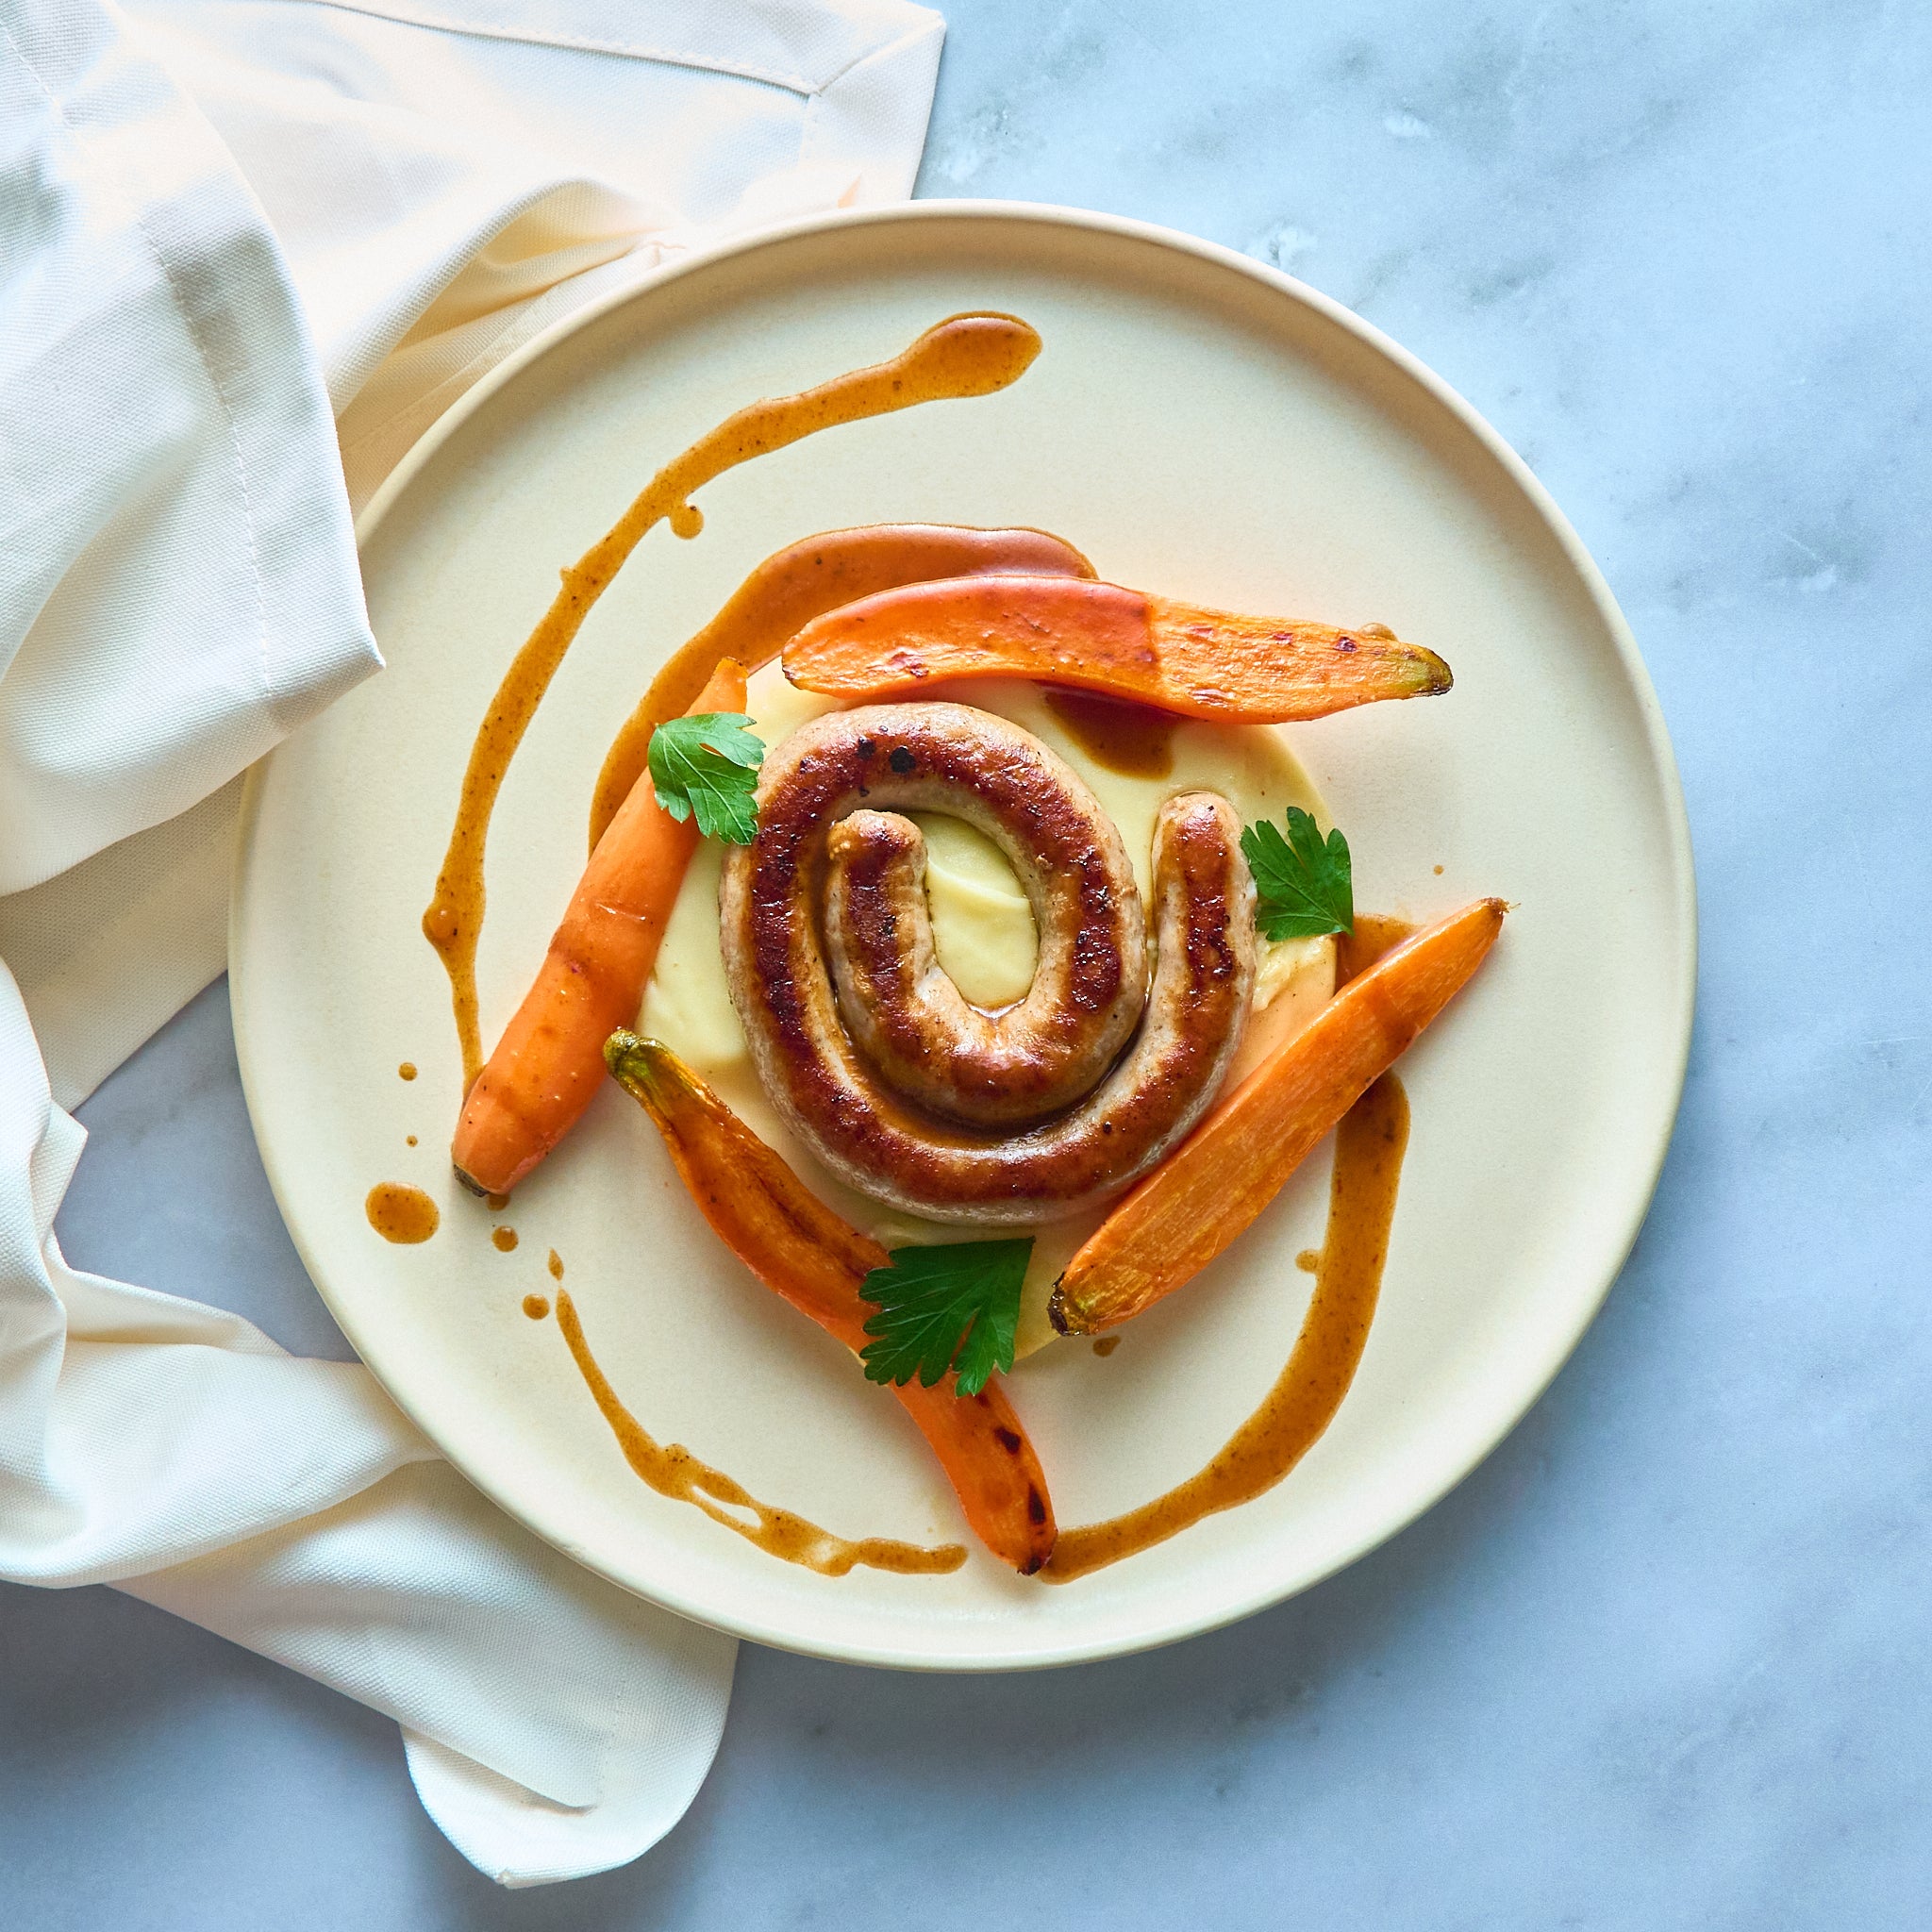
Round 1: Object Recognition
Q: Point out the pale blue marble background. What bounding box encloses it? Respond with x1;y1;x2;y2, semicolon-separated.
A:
8;2;1931;1924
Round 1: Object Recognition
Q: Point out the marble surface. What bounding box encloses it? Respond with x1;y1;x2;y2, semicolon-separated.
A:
8;0;1931;1923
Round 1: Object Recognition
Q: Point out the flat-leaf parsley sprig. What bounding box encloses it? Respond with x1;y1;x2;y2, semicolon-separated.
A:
1241;806;1354;940
647;712;764;843
858;1238;1033;1397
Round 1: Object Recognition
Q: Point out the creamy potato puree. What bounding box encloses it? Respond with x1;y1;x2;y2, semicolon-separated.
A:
641;665;1338;1357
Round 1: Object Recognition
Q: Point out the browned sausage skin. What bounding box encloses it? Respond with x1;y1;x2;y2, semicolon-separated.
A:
719;703;1257;1225
824;803;1143;1125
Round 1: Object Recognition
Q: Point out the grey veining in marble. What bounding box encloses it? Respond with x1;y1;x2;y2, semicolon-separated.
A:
7;2;1931;1924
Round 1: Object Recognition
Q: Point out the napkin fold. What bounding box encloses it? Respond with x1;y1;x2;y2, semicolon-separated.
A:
0;0;941;1884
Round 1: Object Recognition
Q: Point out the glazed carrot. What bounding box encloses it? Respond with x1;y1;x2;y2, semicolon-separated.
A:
1050;898;1506;1336
451;659;747;1197
605;1032;1058;1574
587;525;1095;850
782;574;1452;722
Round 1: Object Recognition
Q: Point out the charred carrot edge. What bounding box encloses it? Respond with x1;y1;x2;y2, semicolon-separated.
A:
1050;898;1507;1336
782;574;1452;723
450;659;748;1198
605;1032;1058;1574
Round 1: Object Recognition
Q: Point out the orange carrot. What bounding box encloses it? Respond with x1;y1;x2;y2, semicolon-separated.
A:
1050;898;1506;1335
783;574;1452;722
587;525;1094;850
451;659;747;1197
606;1032;1058;1573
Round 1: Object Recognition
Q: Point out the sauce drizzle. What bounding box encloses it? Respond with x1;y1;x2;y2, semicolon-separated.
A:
422;313;1045;1087
1044;916;1420;1583
554;1291;966;1577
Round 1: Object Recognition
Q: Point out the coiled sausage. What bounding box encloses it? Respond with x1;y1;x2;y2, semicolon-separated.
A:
719;703;1256;1226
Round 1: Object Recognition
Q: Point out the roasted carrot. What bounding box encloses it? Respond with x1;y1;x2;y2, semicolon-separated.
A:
782;574;1452;722
1050;898;1506;1336
587;525;1095;850
451;659;747;1198
605;1032;1058;1574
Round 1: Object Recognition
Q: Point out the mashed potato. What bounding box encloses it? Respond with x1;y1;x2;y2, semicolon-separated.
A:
641;664;1337;1357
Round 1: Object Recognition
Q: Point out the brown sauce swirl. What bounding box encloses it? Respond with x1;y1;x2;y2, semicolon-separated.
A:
366;1183;440;1244
553;1291;966;1577
408;296;1439;1580
422;313;1046;1088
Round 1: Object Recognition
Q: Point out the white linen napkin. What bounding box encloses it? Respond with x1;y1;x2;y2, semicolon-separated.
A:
0;0;942;1885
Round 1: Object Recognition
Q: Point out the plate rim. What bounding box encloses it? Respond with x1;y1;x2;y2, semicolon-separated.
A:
233;198;1697;1670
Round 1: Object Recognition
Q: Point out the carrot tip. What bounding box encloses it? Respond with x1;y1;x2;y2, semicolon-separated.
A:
1046;1280;1086;1337
604;1027;645;1080
1412;649;1454;695
605;1031;692;1118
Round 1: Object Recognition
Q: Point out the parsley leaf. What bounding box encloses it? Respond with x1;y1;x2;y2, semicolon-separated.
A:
1241;807;1355;940
647;712;764;843
858;1239;1033;1397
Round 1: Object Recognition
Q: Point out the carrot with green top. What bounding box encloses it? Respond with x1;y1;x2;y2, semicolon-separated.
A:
606;1032;1057;1574
782;574;1452;722
1050;898;1507;1336
452;658;748;1198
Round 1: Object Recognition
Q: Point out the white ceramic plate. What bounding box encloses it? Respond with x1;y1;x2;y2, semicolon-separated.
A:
232;203;1693;1669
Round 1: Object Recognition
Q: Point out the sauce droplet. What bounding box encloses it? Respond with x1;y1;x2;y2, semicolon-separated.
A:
1295;1249;1321;1274
366;1183;439;1244
397;1061;417;1081
406;1135;418;1147
492;1226;518;1253
1091;1335;1122;1357
523;1293;550;1320
547;1249;564;1281
485;1192;510;1212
